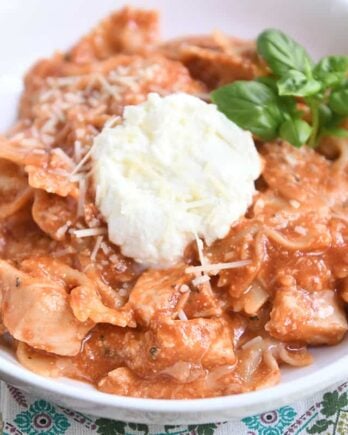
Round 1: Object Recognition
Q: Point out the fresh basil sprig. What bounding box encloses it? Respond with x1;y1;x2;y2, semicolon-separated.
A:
211;29;348;148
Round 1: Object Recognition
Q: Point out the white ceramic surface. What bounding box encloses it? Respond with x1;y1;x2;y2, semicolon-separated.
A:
0;0;348;424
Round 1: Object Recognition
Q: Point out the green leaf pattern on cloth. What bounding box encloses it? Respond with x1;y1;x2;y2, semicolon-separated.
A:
1;382;348;434
13;400;70;435
306;390;348;434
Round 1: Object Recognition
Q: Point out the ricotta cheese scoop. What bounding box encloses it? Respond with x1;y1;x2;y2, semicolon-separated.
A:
92;93;261;267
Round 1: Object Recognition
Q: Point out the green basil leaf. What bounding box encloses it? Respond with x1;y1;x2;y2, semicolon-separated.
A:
257;29;313;77
277;70;322;97
314;56;348;87
256;76;298;115
211;81;283;140
256;76;278;91
279;118;312;147
329;88;348;115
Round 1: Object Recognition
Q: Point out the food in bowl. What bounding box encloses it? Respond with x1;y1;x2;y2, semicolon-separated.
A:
0;6;348;399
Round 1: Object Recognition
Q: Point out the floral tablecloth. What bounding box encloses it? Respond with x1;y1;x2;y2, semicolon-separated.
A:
1;381;348;435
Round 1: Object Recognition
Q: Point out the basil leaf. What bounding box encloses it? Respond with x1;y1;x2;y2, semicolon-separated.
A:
256;76;298;115
256;76;278;91
277;70;322;97
314;56;348;87
279;118;312;148
329;88;348;115
211;81;283;140
257;29;313;77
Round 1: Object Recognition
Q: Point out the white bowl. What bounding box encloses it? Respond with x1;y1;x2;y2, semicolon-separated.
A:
0;0;348;424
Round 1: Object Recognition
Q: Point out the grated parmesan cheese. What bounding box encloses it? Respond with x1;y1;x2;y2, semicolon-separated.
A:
77;177;87;217
90;236;103;261
55;223;70;239
192;274;211;286
177;310;188;321
186;260;251;275
289;199;301;209
179;284;190;293
51;148;75;169
72;227;107;238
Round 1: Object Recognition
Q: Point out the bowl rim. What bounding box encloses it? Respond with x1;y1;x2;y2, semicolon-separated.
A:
1;352;348;412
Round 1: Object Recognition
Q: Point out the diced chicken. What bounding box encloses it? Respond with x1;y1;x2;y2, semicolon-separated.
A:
266;287;348;345
0;260;93;355
185;281;222;318
127;266;191;325
118;318;236;378
262;142;331;203
207;220;263;299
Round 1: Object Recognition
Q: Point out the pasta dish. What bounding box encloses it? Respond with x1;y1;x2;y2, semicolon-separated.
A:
0;6;348;399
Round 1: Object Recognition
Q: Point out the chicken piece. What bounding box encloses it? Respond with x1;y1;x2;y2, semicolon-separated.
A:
118;318;236;379
262;142;331;203
207;220;264;299
160;34;262;90
0;260;93;355
184;281;223;318
127;266;192;325
69;7;159;63
266;287;348;344
32;190;76;241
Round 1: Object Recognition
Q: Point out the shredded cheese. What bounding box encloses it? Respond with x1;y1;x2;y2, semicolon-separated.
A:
289;199;301;209
70;143;96;177
179;284;190;293
177;310;188;321
74;140;82;163
90;236;103;261
52;147;75;169
77;177;87;217
55;223;70;239
192;274;211;286
186;260;251;275
72;227;107;238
